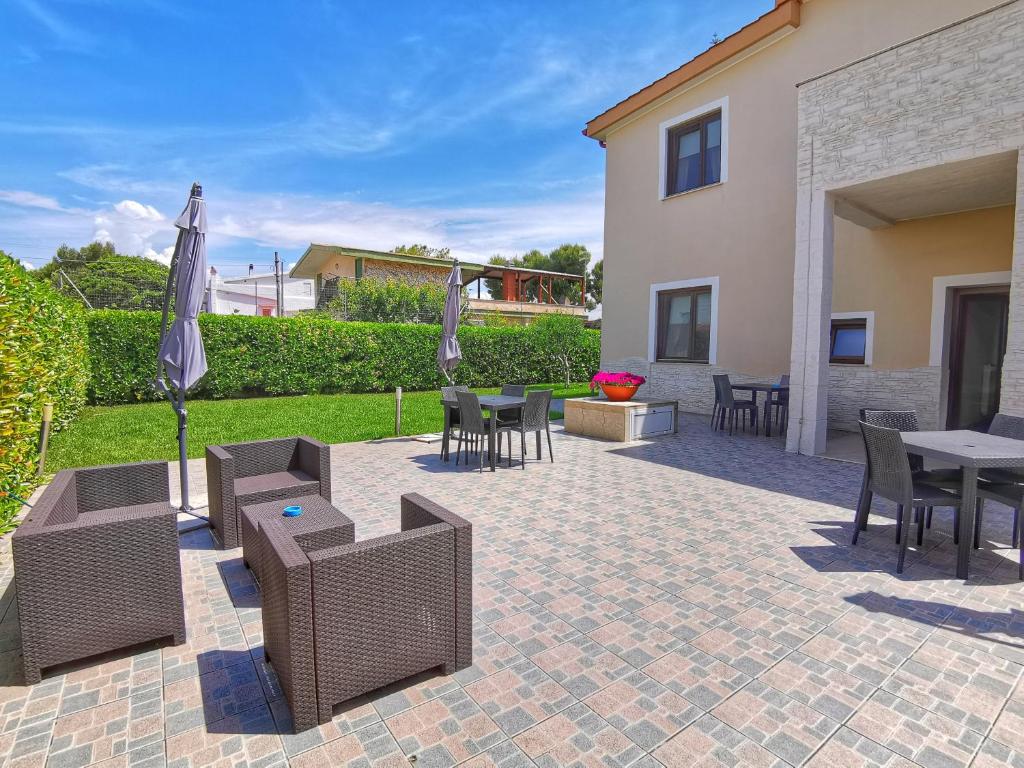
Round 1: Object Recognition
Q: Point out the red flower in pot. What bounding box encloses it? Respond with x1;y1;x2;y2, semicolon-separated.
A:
590;371;646;402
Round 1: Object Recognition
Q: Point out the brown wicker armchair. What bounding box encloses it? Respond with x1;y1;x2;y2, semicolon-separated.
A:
206;436;332;548
259;493;472;732
12;461;185;684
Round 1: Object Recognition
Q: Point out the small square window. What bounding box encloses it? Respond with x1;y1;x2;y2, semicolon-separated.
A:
830;319;867;364
666;110;722;196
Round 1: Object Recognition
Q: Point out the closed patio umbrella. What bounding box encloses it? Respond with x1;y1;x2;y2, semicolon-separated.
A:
437;259;462;382
154;182;208;516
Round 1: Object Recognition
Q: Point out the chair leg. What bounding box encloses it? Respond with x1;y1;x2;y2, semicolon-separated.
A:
536;431;542;460
1014;507;1020;548
710;404;718;429
852;470;870;545
916;507;924;547
753;407;759;437
895;504;903;544
455;432;463;465
897;505;912;573
546;427;554;463
507;433;512;468
953;507;960;545
974;498;983;550
926;507;933;529
521;430;526;470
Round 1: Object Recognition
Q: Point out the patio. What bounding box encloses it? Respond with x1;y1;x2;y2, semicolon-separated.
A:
2;414;1023;768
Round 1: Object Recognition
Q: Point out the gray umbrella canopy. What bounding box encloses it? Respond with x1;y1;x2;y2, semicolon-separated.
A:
437;260;462;379
159;191;208;391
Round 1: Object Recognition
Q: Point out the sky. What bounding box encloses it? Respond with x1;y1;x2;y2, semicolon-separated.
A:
0;0;769;276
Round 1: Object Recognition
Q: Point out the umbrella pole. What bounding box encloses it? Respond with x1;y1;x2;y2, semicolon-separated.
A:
176;387;191;514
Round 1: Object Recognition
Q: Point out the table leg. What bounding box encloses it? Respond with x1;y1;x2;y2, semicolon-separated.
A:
957;467;977;580
764;391;772;438
442;404;451;462
489;411;497;472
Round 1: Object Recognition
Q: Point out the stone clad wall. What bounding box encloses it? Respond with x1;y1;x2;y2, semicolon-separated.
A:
790;1;1024;452
796;2;1024;190
362;259;449;286
828;366;941;431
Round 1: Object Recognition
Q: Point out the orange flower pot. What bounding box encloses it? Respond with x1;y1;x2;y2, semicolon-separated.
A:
600;383;640;402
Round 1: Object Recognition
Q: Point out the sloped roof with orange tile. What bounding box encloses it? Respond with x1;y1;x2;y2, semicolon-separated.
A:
584;0;802;140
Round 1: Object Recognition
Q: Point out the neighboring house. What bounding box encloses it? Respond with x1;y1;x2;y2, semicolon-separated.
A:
584;0;1023;454
205;270;315;316
288;243;588;324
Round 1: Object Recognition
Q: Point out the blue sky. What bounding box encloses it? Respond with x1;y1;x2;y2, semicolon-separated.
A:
1;0;768;275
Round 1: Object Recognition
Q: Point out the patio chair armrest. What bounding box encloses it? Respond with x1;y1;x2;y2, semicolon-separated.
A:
296;437;331;500
399;493;472;670
258;520;317;732
17;470;77;529
206;445;236;542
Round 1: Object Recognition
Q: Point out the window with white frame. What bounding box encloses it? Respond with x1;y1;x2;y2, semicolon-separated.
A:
659;97;728;199
648;277;719;364
829;312;874;365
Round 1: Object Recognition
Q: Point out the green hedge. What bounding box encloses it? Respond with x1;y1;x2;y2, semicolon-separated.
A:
0;253;90;529
86;310;600;404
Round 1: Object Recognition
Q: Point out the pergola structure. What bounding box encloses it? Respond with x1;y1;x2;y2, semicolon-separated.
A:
464;264;587;306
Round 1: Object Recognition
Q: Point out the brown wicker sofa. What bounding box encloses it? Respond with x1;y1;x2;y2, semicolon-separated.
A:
12;461;186;684
206;437;332;548
259;493;472;732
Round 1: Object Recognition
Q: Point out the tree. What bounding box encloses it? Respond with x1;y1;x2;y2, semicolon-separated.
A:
392;244;452;260
320;277;449;324
530;313;589;387
35;242;170;310
589;259;603;306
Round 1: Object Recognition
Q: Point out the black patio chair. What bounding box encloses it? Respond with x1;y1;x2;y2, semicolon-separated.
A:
852;409;962;545
859;421;961;573
769;374;790;433
712;374;757;436
505;389;554;465
972;413;1024;553
454;390;519;471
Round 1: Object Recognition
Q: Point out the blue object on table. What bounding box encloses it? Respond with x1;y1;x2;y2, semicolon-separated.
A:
282;505;303;517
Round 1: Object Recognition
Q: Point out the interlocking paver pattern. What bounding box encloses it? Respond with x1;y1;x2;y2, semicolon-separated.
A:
2;413;1023;766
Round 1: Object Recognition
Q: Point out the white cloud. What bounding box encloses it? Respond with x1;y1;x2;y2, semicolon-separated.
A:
141;245;175;266
0;189;68;211
0;180;604;271
114;199;164;221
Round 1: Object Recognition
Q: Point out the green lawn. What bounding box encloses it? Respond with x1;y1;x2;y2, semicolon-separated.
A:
47;384;592;471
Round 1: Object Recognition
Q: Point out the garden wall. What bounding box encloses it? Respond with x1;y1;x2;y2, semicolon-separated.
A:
86;311;600;404
0;254;90;528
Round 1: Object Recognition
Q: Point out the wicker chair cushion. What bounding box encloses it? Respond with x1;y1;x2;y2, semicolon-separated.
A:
235;470;317;497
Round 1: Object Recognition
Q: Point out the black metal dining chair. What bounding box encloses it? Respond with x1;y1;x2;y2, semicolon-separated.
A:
859;421;962;573
502;389;554;464
852;409;962;545
769;374;790;433
972;413;1024;555
454;390;518;471
712;374;757;435
441;385;472;458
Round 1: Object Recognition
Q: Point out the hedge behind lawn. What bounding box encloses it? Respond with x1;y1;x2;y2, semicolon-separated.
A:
86;310;601;404
0;253;90;528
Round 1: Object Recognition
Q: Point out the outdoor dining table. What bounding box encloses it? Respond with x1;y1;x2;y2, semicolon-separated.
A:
900;429;1024;579
730;382;789;437
441;394;527;471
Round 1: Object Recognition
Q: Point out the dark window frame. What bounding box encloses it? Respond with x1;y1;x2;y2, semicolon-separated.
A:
656;286;713;363
829;318;867;364
665;110;722;197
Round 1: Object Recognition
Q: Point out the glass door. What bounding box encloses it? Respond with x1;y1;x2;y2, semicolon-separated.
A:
947;287;1009;431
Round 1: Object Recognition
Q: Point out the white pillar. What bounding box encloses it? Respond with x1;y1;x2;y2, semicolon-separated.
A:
1000;150;1024;416
786;188;834;455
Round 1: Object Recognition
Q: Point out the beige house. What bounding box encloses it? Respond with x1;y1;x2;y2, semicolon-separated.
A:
585;0;1023;454
289;244;588;324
